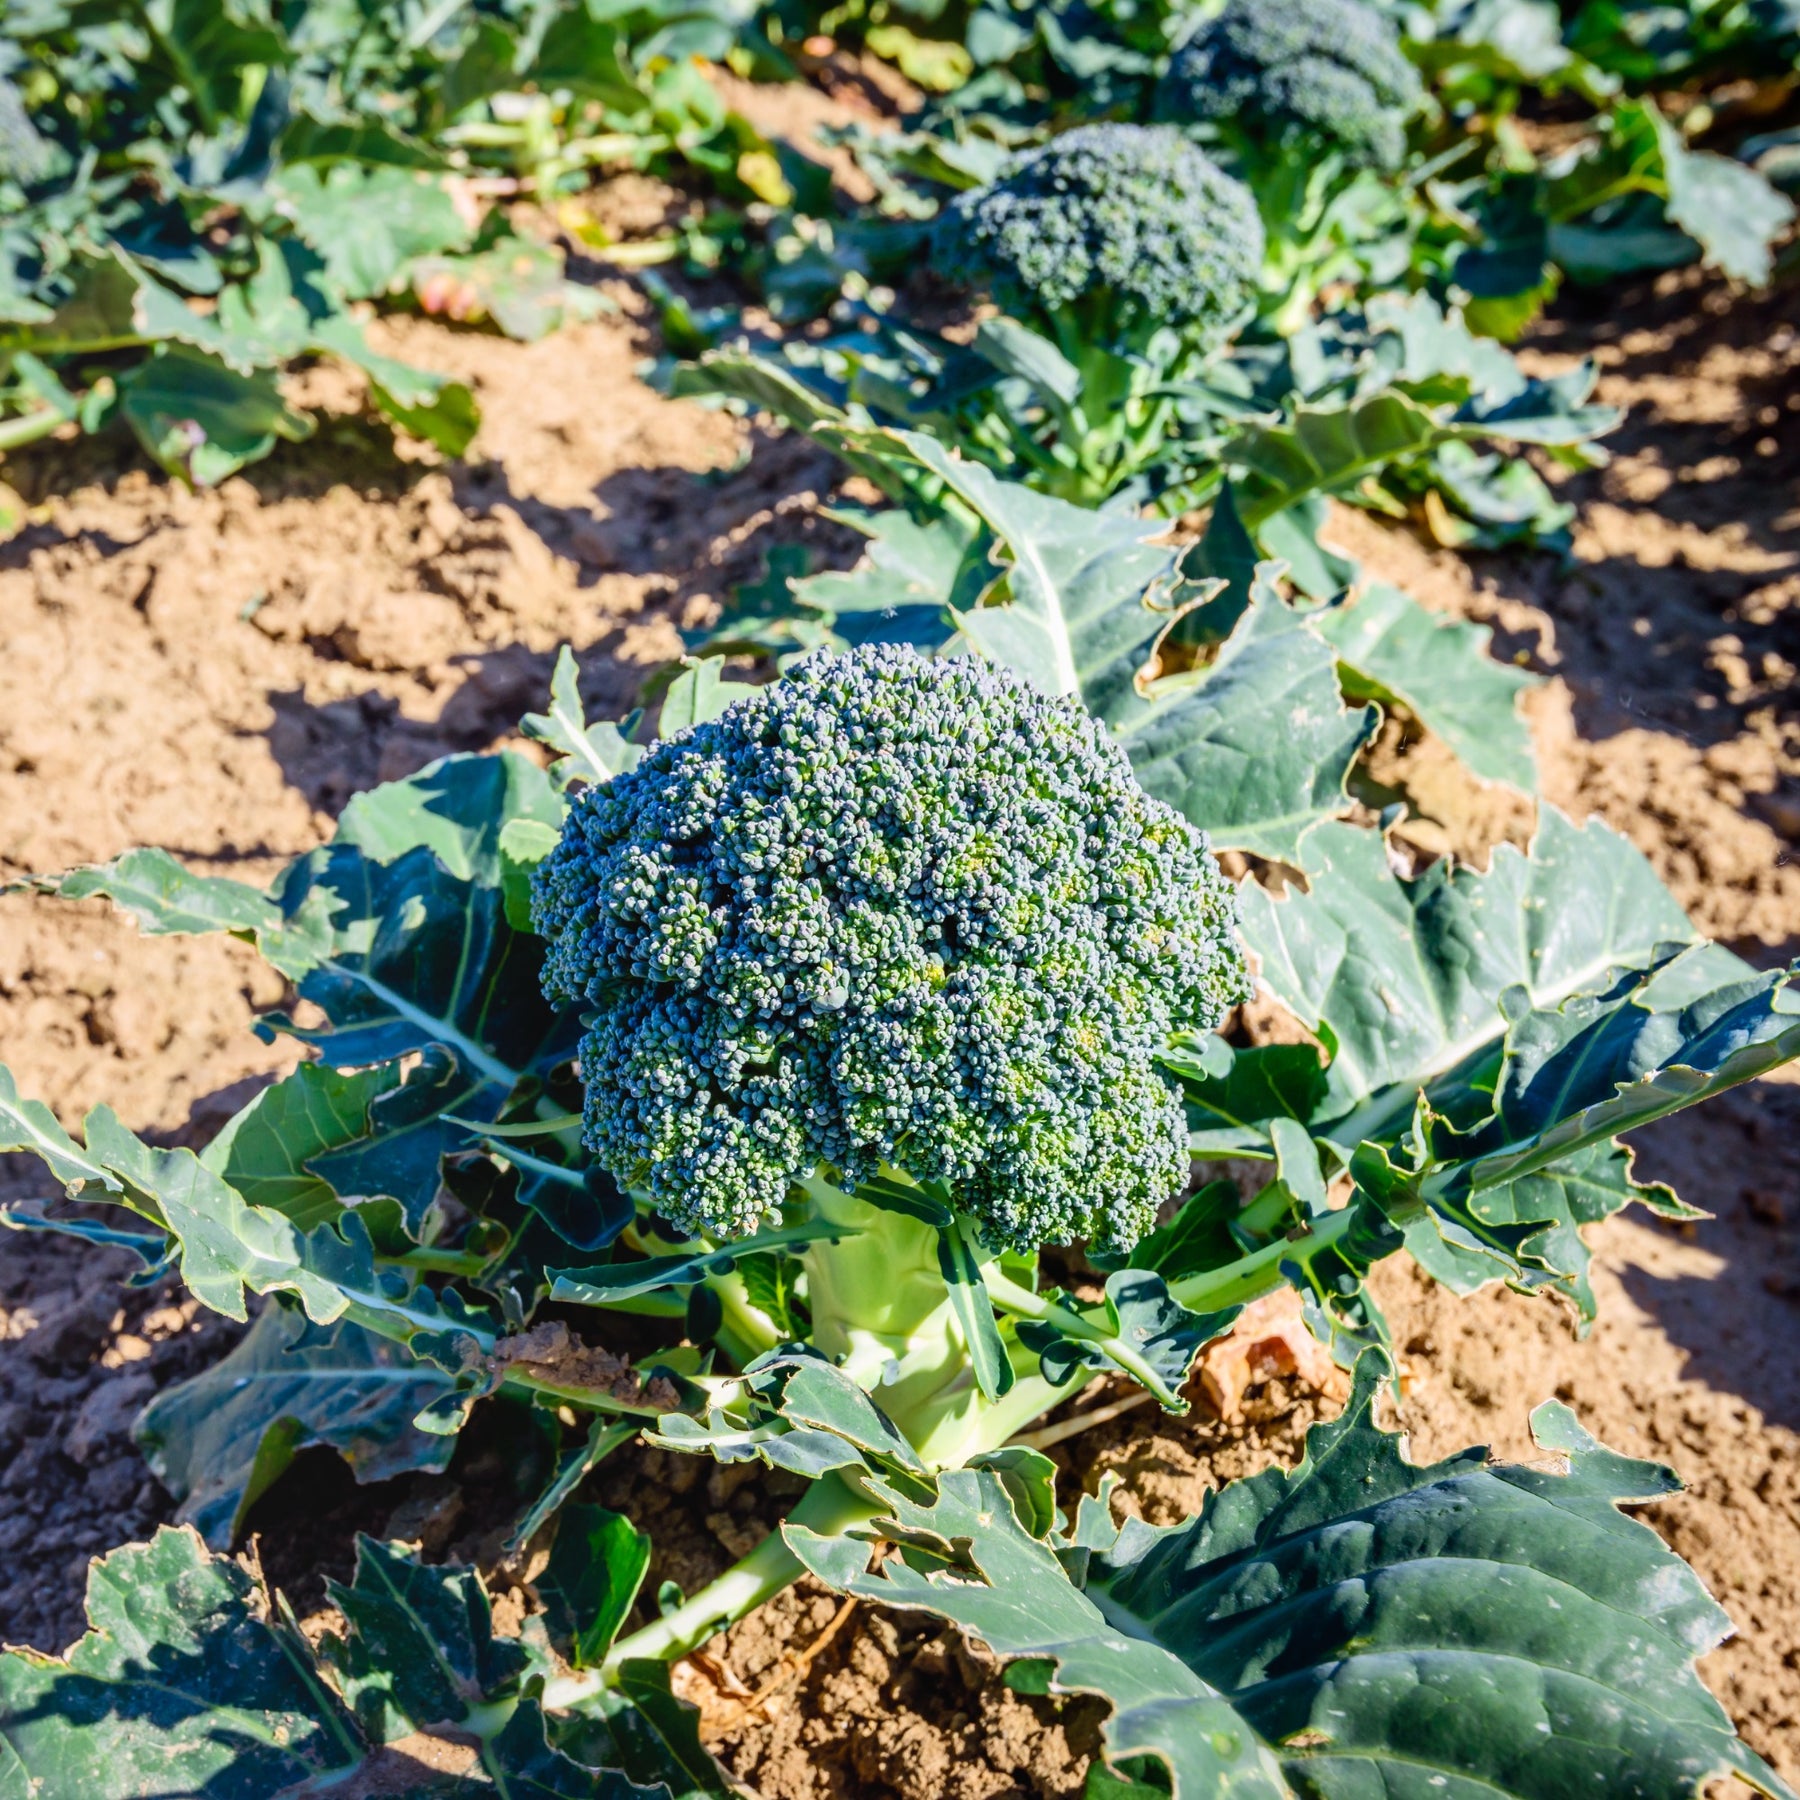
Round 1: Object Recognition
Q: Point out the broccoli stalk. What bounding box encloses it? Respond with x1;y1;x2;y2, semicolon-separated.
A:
546;1178;1374;1697
927;123;1264;505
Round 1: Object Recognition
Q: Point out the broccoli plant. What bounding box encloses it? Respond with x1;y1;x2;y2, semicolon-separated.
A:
669;216;1612;532
1155;0;1428;324
0;0;779;480
2;623;1798;1794
911;122;1265;504
1162;0;1426;177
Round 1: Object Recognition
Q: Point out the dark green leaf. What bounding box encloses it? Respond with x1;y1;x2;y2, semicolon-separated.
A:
200;1060;406;1232
326;1536;527;1742
136;1303;457;1545
116;343;313;485
938;1217;1016;1403
539;1505;653;1670
1311;581;1538;791
1084;1356;1793;1800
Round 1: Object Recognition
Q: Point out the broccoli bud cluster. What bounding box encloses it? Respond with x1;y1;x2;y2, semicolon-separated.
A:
1160;0;1425;173
534;646;1250;1255
931;122;1263;343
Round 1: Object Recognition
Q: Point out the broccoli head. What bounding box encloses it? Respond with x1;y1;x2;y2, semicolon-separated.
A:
534;645;1249;1255
1160;0;1424;173
931;123;1263;344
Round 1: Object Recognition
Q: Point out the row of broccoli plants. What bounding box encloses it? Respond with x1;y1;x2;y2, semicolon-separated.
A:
2;514;1797;1793
729;0;1798;330
665;0;1793;552
0;0;800;485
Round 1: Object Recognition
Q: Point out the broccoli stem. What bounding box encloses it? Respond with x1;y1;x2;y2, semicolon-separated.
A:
530;1191;1378;1685
797;1177;1002;1446
544;1472;883;1705
1169;1204;1363;1312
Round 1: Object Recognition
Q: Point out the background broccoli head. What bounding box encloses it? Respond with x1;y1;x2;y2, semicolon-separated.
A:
931;123;1263;346
1160;0;1425;173
534;645;1250;1254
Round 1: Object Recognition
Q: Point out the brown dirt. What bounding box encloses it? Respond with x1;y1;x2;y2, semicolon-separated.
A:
1;226;1797;1796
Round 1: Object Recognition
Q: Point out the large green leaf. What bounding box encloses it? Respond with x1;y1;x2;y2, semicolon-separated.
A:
0;1526;669;1797
1426;956;1800;1217
1238;808;1727;1135
881;430;1179;715
1085;1357;1795;1800
1229;391;1451;528
1114;584;1378;864
199;1060;405;1232
116;342;314;484
1227;369;1615;531
1174;811;1794;1320
1653;117;1795;286
787;435;1376;864
0;1529;367;1799
130;245;313;374
272;162;475;301
793;1358;1792;1800
136;1302;457;1545
1309;581;1538;791
790;1467;1291;1800
0;1070;506;1411
333;751;565;886
20;756;619;1250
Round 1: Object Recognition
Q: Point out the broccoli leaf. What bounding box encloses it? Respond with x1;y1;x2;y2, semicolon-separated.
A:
538;1504;654;1670
790;1467;1291;1800
1309;581;1538;790
797;1356;1795;1800
0;1521;677;1796
333;751;566;886
272;162;476;301
1188;809;1798;1316
1114;581;1378;864
115;343;314;485
1086;1355;1794;1800
520;648;643;790
198;1060;407;1233
508;1417;642;1555
1238;809;1728;1135
0;1528;368;1798
1650;106;1796;286
135;1303;458;1544
786;434;1376;864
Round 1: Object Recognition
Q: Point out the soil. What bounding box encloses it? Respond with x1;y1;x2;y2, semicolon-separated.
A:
1;183;1797;1797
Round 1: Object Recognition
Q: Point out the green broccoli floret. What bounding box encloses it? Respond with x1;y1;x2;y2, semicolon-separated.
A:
534;645;1249;1256
930;122;1263;346
1160;0;1424;173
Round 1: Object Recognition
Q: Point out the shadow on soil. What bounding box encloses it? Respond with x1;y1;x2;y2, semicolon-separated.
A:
1619;1080;1800;1436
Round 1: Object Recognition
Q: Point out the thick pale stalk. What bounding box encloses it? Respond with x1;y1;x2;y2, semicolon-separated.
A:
797;1179;1004;1458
